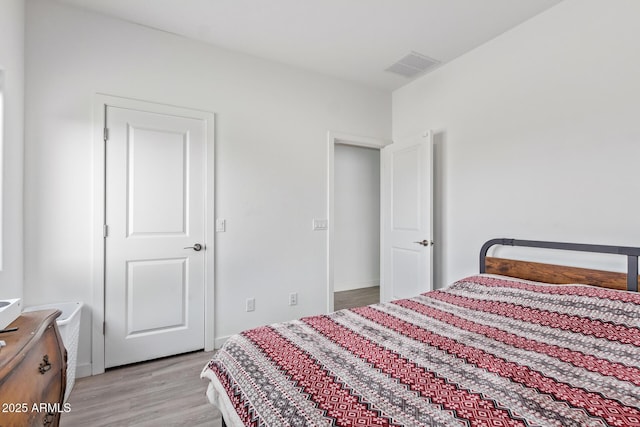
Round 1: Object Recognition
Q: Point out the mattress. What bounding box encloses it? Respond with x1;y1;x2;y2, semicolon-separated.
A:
201;274;640;426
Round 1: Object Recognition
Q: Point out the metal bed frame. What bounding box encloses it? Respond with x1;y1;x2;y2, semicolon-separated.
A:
219;238;640;427
480;238;640;292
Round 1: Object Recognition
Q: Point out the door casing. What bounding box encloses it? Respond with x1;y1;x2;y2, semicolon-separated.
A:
92;94;215;375
326;131;390;313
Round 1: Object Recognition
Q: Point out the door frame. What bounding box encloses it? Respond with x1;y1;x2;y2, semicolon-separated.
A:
92;94;215;375
326;131;391;313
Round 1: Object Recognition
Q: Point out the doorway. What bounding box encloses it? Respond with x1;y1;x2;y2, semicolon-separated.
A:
92;95;215;374
327;132;389;312
333;144;381;310
327;130;434;313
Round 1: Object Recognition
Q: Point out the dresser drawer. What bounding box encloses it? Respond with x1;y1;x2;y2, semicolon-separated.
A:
0;310;66;427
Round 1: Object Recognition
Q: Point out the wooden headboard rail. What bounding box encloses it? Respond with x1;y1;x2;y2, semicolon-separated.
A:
480;238;640;292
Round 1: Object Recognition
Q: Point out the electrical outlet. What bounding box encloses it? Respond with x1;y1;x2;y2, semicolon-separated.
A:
289;292;298;306
312;219;328;231
246;298;255;312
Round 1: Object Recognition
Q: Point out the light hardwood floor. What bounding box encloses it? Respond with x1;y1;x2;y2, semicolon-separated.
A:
61;288;378;426
61;350;221;427
334;286;380;310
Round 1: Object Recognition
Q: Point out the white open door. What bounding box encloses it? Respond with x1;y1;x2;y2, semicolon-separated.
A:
104;106;206;368
381;131;433;302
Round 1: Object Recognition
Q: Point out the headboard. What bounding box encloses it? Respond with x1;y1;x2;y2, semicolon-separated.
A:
480;238;640;292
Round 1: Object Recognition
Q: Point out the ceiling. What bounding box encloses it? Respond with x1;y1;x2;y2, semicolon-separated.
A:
55;0;563;91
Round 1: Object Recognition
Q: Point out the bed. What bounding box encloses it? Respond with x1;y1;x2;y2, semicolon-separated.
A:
201;238;640;426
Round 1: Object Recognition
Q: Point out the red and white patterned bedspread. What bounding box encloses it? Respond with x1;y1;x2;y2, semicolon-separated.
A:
201;274;640;426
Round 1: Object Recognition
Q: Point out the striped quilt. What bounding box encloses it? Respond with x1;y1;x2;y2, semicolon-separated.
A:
201;274;640;426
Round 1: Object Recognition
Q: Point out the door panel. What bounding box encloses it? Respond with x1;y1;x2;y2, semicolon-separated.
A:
126;258;187;335
383;131;433;301
127;126;187;236
392;247;422;298
392;146;421;230
105;106;205;368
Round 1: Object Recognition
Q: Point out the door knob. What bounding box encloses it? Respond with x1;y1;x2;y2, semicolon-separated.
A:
413;240;432;247
184;243;204;251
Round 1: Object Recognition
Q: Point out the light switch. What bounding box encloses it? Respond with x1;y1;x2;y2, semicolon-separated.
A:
313;219;328;231
216;218;226;232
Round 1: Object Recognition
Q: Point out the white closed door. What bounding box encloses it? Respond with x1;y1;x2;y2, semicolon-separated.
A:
382;131;433;301
104;106;206;368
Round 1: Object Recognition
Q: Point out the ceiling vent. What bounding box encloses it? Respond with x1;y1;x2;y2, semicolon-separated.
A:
385;51;440;78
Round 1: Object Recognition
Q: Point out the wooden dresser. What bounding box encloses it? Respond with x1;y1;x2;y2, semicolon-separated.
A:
0;310;67;427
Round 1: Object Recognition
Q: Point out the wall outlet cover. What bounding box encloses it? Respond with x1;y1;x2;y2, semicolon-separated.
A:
288;292;298;306
312;219;328;230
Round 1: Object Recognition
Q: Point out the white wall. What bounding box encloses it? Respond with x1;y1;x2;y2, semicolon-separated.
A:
0;0;25;300
334;145;380;292
393;0;640;288
24;0;390;374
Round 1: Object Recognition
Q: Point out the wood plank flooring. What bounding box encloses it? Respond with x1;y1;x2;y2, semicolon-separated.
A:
334;286;380;310
61;350;221;427
61;288;378;426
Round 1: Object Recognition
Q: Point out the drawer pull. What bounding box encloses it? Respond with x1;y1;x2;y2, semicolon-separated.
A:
43;411;55;425
39;354;51;374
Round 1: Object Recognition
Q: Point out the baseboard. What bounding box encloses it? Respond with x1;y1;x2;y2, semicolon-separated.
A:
75;362;93;378
334;280;380;293
215;335;232;349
